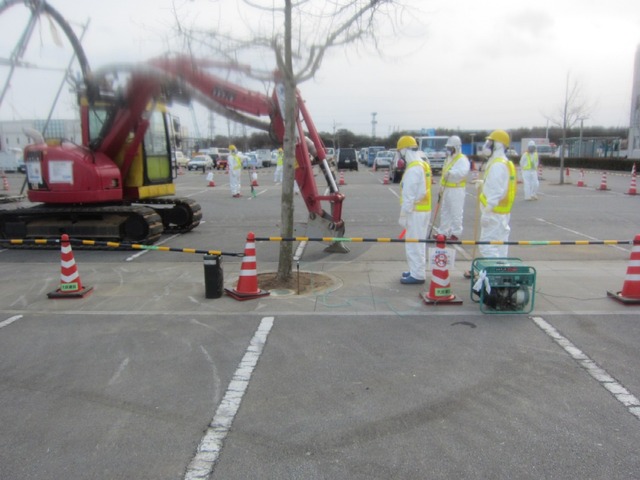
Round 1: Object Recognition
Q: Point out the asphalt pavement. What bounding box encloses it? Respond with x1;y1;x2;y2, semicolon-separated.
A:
1;166;640;479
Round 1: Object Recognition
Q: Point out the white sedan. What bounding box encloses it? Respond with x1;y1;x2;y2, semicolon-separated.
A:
373;150;394;169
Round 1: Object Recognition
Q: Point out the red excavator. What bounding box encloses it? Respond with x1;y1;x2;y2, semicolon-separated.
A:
0;0;345;247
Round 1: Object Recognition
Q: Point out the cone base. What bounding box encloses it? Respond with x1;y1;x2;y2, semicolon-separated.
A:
48;286;94;299
607;290;640;305
225;287;270;301
626;191;637;195
421;292;463;305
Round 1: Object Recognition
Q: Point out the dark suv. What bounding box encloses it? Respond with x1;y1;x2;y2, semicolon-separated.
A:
336;148;358;171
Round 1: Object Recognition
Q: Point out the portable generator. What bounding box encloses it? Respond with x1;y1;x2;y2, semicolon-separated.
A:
470;258;536;314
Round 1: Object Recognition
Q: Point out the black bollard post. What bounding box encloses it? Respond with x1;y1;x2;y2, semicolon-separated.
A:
204;254;223;299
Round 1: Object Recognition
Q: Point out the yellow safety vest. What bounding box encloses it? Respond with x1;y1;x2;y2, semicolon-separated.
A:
522;152;538;170
231;153;242;170
276;152;283;166
479;157;516;214
401;160;432;212
441;153;467;187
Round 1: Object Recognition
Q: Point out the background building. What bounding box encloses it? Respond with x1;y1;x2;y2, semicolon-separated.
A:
628;44;640;159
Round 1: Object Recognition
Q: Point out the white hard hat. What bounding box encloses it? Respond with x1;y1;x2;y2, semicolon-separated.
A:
527;140;536;147
446;135;462;148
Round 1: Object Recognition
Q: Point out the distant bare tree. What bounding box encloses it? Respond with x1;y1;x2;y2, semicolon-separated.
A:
175;0;406;281
545;72;591;184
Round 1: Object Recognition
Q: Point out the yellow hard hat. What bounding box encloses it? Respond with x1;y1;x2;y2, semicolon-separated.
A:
229;144;237;151
278;148;283;152
397;135;418;150
486;130;510;148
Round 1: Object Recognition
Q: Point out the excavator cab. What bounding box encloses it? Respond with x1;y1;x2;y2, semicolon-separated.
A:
81;95;176;201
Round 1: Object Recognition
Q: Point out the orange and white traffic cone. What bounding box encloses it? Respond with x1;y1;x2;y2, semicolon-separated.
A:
598;171;609;191
206;171;215;187
537;164;544;181
383;170;389;185
339;170;345;186
577;169;586;187
251;168;259;187
2;172;9;191
225;232;270;301
178;165;184;175
47;234;93;298
422;234;463;305
607;234;640;304
627;164;637;195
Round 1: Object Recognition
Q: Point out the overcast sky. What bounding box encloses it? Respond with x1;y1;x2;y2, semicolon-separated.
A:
1;0;639;137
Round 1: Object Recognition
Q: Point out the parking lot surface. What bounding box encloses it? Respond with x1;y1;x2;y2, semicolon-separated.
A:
1;167;639;479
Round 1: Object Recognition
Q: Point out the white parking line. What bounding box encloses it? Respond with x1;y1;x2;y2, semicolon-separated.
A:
0;315;22;329
534;218;628;252
531;316;640;421
184;316;275;480
125;234;182;262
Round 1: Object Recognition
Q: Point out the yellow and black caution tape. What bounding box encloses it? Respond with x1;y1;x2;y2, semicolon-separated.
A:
2;235;637;254
254;236;637;246
0;237;244;257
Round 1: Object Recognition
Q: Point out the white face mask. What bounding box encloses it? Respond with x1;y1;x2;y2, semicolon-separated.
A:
481;140;493;158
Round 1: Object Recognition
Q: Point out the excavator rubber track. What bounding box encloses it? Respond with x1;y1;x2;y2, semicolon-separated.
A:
140;196;202;234
0;204;164;246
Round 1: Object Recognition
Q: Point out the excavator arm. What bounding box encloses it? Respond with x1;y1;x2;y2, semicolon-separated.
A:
145;56;346;242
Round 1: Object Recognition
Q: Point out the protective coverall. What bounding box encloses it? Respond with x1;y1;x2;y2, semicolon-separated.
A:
436;152;470;239
229;152;243;197
274;150;283;183
478;146;516;258
399;149;432;283
520;148;539;200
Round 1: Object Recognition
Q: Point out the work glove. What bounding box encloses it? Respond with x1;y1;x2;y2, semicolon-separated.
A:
398;212;408;228
473;179;484;190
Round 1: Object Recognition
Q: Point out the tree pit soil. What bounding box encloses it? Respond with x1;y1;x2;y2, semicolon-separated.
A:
257;271;339;296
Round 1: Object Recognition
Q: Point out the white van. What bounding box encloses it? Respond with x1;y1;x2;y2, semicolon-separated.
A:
174;151;189;167
255;149;272;167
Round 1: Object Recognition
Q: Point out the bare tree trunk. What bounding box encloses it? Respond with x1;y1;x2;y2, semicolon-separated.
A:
277;0;295;282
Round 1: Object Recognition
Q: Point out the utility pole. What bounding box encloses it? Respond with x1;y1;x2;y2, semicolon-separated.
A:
332;120;340;148
371;112;377;140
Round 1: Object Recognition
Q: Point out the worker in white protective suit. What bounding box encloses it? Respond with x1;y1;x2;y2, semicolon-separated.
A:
520;140;539;200
477;130;517;258
397;135;432;284
229;144;243;197
274;148;284;184
434;135;470;241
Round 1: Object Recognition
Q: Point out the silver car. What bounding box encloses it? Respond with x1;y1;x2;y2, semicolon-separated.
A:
373;150;394;169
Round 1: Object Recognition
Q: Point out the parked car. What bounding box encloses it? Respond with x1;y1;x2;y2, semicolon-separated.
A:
175;151;189;168
242;153;260;169
187;154;214;171
336;148;358;171
373;150;394;169
389;151;405;183
324;147;335;162
367;146;385;167
359;148;368;164
255;149;272;167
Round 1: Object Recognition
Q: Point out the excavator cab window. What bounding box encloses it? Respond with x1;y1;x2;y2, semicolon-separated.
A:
87;106;111;150
142;109;172;184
